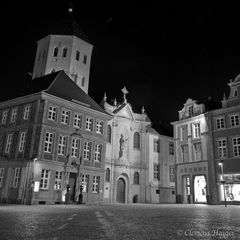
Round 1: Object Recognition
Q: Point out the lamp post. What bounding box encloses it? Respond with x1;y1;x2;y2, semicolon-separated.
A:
218;161;227;207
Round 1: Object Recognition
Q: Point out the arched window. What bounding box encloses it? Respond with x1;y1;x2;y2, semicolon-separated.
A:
107;125;111;143
133;132;140;149
134;172;139;184
53;47;58;57
62;47;67;57
105;168;110;182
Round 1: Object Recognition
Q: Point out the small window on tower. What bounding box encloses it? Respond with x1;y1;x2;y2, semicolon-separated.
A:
53;47;58;57
62;47;67;58
82;77;85;87
76;51;80;61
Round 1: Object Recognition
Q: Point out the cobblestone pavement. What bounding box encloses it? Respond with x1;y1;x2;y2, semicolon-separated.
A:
0;203;240;240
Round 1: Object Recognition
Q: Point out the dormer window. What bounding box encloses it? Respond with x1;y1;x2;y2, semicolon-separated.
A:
62;47;67;58
188;105;194;117
233;89;238;97
53;47;58;57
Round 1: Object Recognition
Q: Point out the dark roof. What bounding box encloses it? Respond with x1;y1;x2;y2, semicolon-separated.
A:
203;96;221;111
151;121;173;137
2;71;109;115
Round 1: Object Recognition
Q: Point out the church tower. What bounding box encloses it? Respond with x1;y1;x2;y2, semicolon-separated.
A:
32;7;93;94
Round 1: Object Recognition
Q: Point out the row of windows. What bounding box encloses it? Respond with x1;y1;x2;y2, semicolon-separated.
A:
0;168;21;188
217;137;240;158
179;123;201;141
47;105;104;135
1;105;31;125
44;131;103;162
5;131;27;154
153;139;174;155
181;142;203;163
153;164;175;182
216;114;240;129
50;46;87;64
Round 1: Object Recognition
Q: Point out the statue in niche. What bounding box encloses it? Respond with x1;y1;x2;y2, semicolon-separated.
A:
119;134;128;159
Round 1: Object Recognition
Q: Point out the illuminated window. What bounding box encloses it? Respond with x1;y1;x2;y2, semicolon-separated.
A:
71;138;80;158
53;46;58;57
154;164;160;180
105;168;110;182
5;133;13;153
2;110;8;124
107;125;111;143
181;145;189;163
62;47;67;57
192;123;200;138
58;135;67;155
85;117;93;131
11;108;17;123
92;176;100;193
18;131;26;152
134;172;139;184
74;113;82;128
94;144;102;162
48;106;57;121
169;166;175;182
13;168;21;188
44;132;54;153
134;132;140;149
169;142;174;155
83;141;92;160
40;169;50;189
0;168;4;187
218;139;227;158
232;137;240;157
230;114;240;127
194;142;202;161
96;121;103;134
81;174;89;192
54;171;62;190
216;117;225;129
61;109;70;125
153;139;160;152
76;51;80;61
180;125;187;141
23;105;31;120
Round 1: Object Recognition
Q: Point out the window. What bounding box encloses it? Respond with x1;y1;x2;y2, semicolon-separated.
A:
58;135;67;155
54;171;62;190
5;133;13;153
23;105;31;120
0;168;4;187
2;110;8;124
85;117;93;131
230;114;240;127
71;138;80;158
62;47;67;57
181;145;189;163
81;77;85;87
83;141;92;160
105;168;110;182
192;123;200;138
18;131;26;152
169;142;174;155
44;132;54;153
133;132;140;149
194;142;202;161
232;137;240;157
234;89;238;97
169;166;175;182
92;176;100;193
81;174;89;192
188;105;194;117
180;125;187;141
11;108;17;123
107;125;111;143
76;51;80;61
13;168;21;188
96;121;103;134
53;46;58;57
216;117;225;129
94;144;102;162
40;169;50;189
154;164;160;180
83;55;87;64
153;139;160;152
218;139;227;158
74;113;82;128
48;106;57;121
61;109;70;125
134;172;139;184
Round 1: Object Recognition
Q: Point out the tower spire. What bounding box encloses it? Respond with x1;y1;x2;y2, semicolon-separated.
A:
121;86;129;103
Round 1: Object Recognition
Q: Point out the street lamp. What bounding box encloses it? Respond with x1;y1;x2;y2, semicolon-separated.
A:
218;161;227;207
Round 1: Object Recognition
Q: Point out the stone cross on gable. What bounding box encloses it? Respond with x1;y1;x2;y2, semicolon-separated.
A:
121;86;129;103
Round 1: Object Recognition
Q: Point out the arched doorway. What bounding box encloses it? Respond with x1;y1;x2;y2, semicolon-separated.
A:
117;178;125;203
194;175;207;203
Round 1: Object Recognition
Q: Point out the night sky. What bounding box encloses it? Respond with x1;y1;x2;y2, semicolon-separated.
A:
2;2;240;135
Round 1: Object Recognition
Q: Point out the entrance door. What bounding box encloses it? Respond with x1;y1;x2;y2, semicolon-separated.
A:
69;173;77;202
194;175;207;203
116;178;125;203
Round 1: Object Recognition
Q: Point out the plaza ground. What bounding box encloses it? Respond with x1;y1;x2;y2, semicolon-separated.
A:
0;203;239;240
